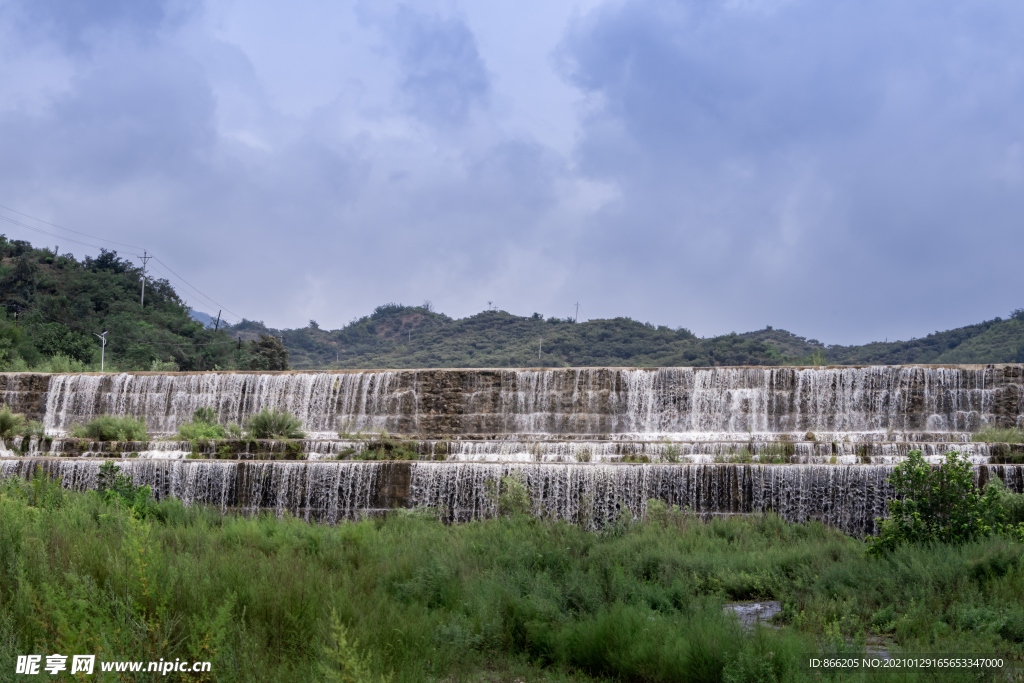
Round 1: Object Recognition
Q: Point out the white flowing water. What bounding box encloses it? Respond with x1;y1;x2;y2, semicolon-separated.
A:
39;366;1023;437
4;365;1023;530
4;459;1022;536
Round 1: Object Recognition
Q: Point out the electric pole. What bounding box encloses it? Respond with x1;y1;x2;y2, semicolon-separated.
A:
94;331;108;372
574;302;579;323
214;310;221;331
137;250;152;307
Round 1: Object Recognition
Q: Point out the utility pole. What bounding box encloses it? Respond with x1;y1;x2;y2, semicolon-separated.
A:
137;250;152;307
538;336;542;362
94;331;108;372
574;302;579;323
214;310;221;331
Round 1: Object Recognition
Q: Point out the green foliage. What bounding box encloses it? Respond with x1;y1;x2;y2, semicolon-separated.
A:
321;610;392;683
973;426;1024;443
348;431;420;460
0;404;26;439
870;450;1022;554
233;301;1024;369
484;473;532;517
238;334;289;370
69;415;149;441
178;407;227;440
0;235;239;371
2;466;64;509
245;408;306;439
96;460;155;517
2;486;1022;682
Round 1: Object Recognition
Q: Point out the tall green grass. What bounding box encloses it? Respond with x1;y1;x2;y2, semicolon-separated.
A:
973;426;1024;443
0;480;1021;682
245;408;305;439
69;415;148;441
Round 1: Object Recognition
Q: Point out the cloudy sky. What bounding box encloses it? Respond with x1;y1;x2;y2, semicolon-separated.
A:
1;0;1022;343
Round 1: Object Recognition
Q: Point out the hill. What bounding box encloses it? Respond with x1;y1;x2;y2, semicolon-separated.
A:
230;304;1024;369
0;236;262;371
3;234;1022;371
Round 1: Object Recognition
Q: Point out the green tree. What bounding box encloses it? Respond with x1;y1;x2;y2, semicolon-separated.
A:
870;450;1017;554
246;334;289;370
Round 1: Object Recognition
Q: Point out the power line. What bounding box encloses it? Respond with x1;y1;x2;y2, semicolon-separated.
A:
25;309;240;347
0;202;246;325
144;261;239;325
152;256;242;321
0;203;144;249
0;214;104;250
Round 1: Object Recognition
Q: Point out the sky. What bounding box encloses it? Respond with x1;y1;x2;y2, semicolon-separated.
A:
1;0;1022;344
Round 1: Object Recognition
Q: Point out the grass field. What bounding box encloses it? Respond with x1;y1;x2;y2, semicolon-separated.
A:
1;476;1023;682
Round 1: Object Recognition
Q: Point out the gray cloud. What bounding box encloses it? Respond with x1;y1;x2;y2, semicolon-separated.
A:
1;0;1022;344
560;0;1024;341
391;7;490;128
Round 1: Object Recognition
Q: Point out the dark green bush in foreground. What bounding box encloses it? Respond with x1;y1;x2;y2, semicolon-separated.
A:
2;467;1023;682
871;450;1024;554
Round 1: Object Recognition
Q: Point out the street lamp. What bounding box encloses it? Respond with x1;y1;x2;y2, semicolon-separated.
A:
94;330;108;372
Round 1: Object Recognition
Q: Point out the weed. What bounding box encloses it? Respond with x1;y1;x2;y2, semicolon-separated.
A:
69;415;148;441
973;426;1024;443
245;408;306;440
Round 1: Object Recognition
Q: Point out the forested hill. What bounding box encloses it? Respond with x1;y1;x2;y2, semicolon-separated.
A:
231;303;1024;370
4;234;1022;371
0;236;280;372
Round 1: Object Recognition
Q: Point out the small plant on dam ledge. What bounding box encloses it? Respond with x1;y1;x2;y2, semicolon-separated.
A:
68;415;149;442
244;408;306;440
870;450;1024;554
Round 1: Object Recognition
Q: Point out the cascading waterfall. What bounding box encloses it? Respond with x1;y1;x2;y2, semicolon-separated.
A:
4;364;1023;531
4;458;1022;536
44;371;416;436
38;366;1023;437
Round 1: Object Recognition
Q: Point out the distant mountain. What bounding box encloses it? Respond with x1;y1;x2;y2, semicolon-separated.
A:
226;304;1024;369
189;310;218;328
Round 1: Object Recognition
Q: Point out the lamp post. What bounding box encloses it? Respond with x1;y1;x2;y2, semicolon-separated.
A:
94;331;108;372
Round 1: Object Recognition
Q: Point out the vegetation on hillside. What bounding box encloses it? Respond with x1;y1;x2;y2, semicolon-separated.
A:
230;303;1024;369
3;234;1022;370
232;304;787;369
3;468;1024;682
0;235;288;371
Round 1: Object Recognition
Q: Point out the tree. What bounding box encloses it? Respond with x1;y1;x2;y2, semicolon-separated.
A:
246;334;289;371
870;450;1019;554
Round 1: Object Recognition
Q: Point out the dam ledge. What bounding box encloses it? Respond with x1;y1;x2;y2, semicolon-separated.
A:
4;457;1023;536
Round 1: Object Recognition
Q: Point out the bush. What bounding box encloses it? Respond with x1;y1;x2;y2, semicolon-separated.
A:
0;405;26;438
96;460;154;517
245;408;305;439
973;426;1024;443
870;450;1021;554
177;407;226;440
70;415;149;441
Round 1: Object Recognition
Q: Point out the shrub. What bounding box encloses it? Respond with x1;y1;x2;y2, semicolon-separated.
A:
870;450;1020;554
177;407;225;440
0;405;26;438
245;408;305;439
973;426;1024;443
70;415;148;441
96;460;154;517
484;473;531;517
2;465;64;509
321;609;392;683
21;420;45;439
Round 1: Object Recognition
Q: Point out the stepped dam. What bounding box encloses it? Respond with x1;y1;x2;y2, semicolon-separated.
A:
2;365;1023;534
